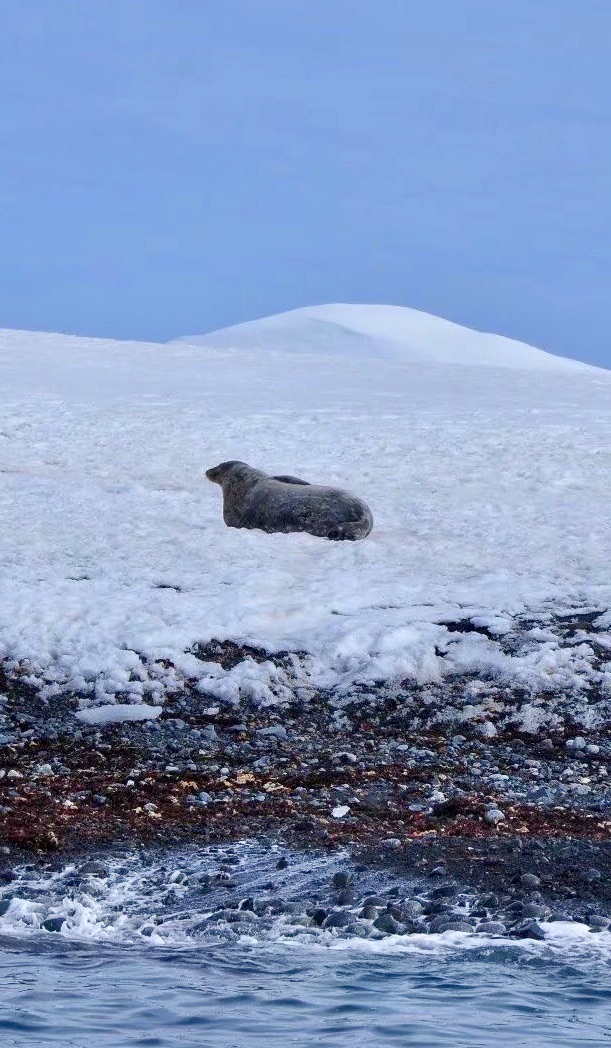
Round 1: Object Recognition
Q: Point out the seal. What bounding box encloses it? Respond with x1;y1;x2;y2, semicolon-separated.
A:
206;461;373;540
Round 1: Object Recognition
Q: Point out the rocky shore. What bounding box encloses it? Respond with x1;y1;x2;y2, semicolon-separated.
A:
1;609;611;937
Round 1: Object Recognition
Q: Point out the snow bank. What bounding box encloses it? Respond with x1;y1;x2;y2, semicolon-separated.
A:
0;305;610;711
174;303;594;372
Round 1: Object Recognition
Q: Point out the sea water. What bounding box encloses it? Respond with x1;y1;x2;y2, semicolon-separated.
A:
0;844;610;1047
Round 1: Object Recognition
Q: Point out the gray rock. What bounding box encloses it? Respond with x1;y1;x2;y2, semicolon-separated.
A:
323;909;352;929
429;919;473;934
79;862;109;878
521;903;551;920
255;725;287;741
520;873;541;889
477;921;507;935
373;913;403;934
565;737;586;750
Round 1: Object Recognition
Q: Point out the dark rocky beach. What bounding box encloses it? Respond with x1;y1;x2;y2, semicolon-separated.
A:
2;608;611;940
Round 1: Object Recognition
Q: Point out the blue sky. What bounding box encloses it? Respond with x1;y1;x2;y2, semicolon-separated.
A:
1;0;610;366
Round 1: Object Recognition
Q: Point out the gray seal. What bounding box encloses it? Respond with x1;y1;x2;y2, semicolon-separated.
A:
206;461;373;540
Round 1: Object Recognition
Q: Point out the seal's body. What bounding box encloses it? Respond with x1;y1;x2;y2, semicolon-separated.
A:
206;461;373;541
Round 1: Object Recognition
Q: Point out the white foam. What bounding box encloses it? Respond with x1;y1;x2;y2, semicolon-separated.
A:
1;846;611;967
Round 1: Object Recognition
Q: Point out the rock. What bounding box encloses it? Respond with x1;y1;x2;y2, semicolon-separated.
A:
401;900;424;919
585;744;600;755
521;903;551;920
0;898;14;917
484;808;505;824
587;915;609;930
323;909;351;929
331;871;353;889
520;873;541;889
477;921;507;935
429;918;473;934
79;862;109;878
42;917;65;933
255;725;287;741
276;857;288;870
332;751;358;765
512;919;546;941
430;884;458;900
580;867;602;883
431;797;464;819
373;913;403;934
565;737;586;750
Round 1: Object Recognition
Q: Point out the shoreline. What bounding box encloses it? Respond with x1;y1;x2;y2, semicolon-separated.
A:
2;626;611;925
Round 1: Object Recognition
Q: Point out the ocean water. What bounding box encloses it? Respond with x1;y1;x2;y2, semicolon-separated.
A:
1;844;610;1048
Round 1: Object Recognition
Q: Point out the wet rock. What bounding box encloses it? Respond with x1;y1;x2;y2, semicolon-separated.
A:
331;871;353;889
79;862;109;878
512;919;546;941
42;917;65;933
587;914;610;930
401;900;424;919
521;903;551;920
430;884;458;900
429;918;473;934
477;921;507;935
373;912;403;934
323;908;352;929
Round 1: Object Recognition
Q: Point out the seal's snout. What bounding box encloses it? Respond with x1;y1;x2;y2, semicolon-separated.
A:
205;466;219;483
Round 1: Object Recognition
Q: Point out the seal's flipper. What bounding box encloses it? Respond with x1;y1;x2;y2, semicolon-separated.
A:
272;475;311;486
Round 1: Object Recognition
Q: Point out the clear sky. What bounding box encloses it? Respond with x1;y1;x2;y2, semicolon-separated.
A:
1;0;610;366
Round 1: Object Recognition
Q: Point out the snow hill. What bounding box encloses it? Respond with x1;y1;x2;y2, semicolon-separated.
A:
174;303;590;372
1;306;610;723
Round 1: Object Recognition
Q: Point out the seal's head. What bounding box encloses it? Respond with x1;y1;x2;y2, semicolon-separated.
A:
205;460;247;485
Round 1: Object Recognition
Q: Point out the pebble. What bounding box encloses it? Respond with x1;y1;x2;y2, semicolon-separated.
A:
484;808;505;824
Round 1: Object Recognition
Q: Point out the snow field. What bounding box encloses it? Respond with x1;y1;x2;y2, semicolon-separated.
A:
1;307;610;718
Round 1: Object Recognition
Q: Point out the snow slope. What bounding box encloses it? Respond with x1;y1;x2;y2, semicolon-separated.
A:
1;307;610;716
174;303;590;371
